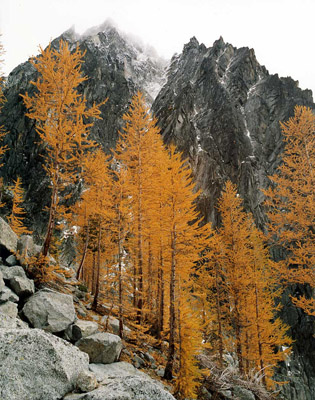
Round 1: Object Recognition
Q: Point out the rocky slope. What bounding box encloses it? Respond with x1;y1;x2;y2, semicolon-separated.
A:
0;25;314;399
0;217;176;400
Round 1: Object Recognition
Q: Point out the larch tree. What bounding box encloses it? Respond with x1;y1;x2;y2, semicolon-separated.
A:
8;177;32;236
75;148;114;310
214;181;291;385
264;105;314;316
21;40;105;258
114;91;162;324
216;180;253;375
163;145;208;388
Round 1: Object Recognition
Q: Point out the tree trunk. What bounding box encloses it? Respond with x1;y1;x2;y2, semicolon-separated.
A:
164;228;176;380
76;220;90;280
92;223;101;311
42;180;58;257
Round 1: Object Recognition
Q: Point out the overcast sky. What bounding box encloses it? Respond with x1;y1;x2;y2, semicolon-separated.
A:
1;0;314;96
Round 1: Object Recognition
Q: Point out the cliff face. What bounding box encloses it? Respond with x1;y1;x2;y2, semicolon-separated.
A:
0;26;314;399
152;36;313;227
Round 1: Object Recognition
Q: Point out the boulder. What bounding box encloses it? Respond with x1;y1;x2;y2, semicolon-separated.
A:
77;362;175;400
133;354;145;369
0;270;4;291
100;315;131;337
76;332;122;364
76;370;98;392
0;301;18;318
66;320;99;342
89;362;148;382
9;275;35;297
0;328;89;400
16;234;41;264
0;265;26;281
5;254;17;266
0;286;19;303
0;312;29;329
22;289;76;332
0;217;18;255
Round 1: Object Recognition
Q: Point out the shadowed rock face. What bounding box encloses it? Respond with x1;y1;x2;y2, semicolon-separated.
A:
0;27;314;398
0;23;166;234
152;36;314;228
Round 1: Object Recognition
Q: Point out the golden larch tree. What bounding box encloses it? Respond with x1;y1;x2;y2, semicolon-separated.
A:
264;105;314;315
21;40;105;257
8;177;32;236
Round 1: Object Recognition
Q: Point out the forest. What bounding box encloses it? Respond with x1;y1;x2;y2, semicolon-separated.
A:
0;39;314;399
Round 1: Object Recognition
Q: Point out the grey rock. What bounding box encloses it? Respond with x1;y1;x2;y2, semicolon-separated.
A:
100;315;131;337
9;275;35;297
0;265;26;281
0;328;89;400
0;271;4;291
233;386;256;400
5;254;17;266
76;332;122;364
0;312;29;329
0;217;18;254
157;367;165;377
84;362;175;400
22;289;76;332
201;387;212;399
89;362;144;382
143;351;155;364
74;375;175;400
133;354;145;369
76;370;98;392
63;394;86;400
77;307;87;318
66;319;99;342
0;301;18;318
16;234;41;264
0;286;19;303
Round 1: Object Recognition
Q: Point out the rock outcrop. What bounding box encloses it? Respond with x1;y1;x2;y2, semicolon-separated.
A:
66;362;175;400
76;332;123;364
22;289;77;332
0;328;89;400
152;36;314;228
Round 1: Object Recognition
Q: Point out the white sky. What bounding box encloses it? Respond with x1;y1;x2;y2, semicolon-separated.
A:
0;0;314;96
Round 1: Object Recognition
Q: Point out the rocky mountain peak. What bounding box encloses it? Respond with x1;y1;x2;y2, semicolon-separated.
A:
153;37;313;226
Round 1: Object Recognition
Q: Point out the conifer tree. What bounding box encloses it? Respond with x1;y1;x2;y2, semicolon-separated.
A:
214;181;291;385
163;145;208;384
8;177;32;236
264;106;314;316
21;40;105;257
114;91;162;323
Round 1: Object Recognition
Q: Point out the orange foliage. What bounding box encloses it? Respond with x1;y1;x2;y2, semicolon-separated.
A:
264;106;314;316
21;40;105;257
8;177;32;237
